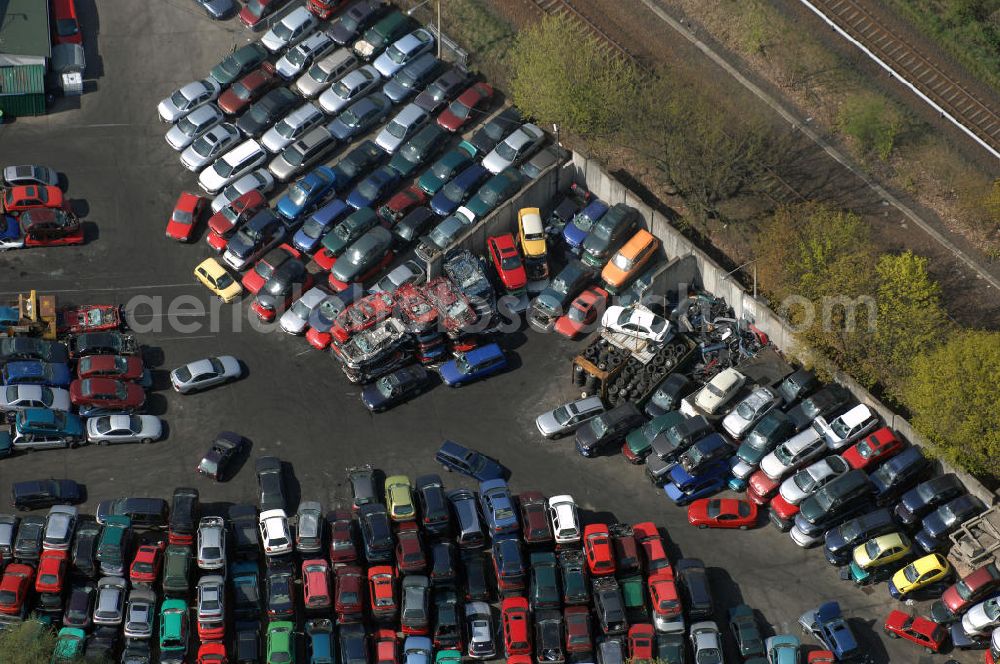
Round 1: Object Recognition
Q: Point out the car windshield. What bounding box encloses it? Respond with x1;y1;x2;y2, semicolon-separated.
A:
284;146;306;167
696;647;721;664
177;114;201;135
170;90;189;109
441;180;466;203
232;81;251;100
551;405;572;425
290;300;312;319
612;253;633;271
275;117;296;138
330;80;352;98
479;186;500;206
386;120;408;139
209;358;226;375
903;564;921;583
215;159;236;178
286;48;307;67
301;217;328;238
591;417;609;436
202;547;221;559
272;22;294;41
386;44;408;63
358;179;381;199
56;18;78;36
774;444;795;465
215;272;235;289
192;136;217;158
856;440;874;458
172;209;193;224
707;384;726;398
339;13;360;31
454;356;471;373
864;539;883;560
830;417;854;439
340;108;360;127
737;401;756;420
446;99;471;120
568;307;587;323
289;183;310;206
794;472;815;492
495;140;518;162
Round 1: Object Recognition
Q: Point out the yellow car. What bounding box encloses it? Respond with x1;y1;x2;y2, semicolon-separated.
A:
849;533;912;584
385;475;415;522
889;553;951;599
194;257;242;303
600;228;659;293
517;207;547;263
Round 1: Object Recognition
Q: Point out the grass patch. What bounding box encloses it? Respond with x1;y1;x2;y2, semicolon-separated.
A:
837;92;905;160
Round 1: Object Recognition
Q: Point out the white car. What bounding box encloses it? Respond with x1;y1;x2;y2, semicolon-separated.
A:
3;165;59;187
601;305;671;344
180;122;240;173
210;169;276;213
0;231;24;251
197;517;227;571
165;103;223;151
275;30;336;81
759;427;827;481
259;509;293;556
158;79;221;123
689;621;723;663
721;386;779;439
0;385;71;412
123;587;156;639
369;260;426;295
547;495;581;546
815;403;877;451
279;287;329;335
196;575;226;624
375;103;429;154
198;139;269;194
86;414;163;445
688;368;746;416
481;123;545;174
170;355;242;394
261;103;326;153
42;505;78;551
373;29;435;78
962;597;1000;637
261;7;318;54
318;65;381;114
778;455;850;505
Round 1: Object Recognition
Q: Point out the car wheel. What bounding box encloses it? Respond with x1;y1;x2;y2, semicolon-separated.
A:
17;505;28;512
99;440;109;446
698;524;707;529
141;438;152;444
739;525;748;530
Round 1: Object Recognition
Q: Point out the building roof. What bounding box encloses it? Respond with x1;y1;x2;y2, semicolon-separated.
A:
0;0;51;63
0;64;44;95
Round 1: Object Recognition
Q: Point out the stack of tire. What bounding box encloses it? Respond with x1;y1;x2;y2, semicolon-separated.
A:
605;340;691;407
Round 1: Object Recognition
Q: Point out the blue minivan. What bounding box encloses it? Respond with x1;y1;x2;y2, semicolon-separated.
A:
435;440;509;482
292;198;351;253
2;360;72;387
438;343;507;387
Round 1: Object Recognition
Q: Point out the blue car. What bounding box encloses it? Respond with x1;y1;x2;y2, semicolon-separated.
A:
438;343;508;387
292;199;352;254
664;459;730;506
2;360;72;388
15;407;85;440
478;479;520;538
346;165;400;210
231;560;261;619
0;215;22;249
430;163;489;217
435;440;510;482
403;636;432;664
276;166;339;222
799;601;862;661
563;199;608;255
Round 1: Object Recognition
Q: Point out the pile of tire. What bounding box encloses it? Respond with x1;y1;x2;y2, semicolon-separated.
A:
605;340;692;407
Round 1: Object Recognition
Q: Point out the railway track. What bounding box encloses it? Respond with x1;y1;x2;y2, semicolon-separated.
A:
529;0;646;68
801;0;1000;159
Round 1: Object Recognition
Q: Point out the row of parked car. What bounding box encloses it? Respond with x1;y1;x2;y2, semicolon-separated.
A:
0;164;86;250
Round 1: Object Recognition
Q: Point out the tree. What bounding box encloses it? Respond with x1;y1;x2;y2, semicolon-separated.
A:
904;330;1000;477
0;618;57;664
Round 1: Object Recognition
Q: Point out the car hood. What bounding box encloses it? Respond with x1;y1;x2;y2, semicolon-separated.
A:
535;411;561;435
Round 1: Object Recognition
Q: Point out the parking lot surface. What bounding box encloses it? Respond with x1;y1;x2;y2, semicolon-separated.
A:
0;1;975;662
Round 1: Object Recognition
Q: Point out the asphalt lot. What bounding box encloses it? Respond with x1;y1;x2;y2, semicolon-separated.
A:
0;1;974;662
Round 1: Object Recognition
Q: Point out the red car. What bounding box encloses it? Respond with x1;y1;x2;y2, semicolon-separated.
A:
687;498;758;529
242;244;302;294
196;642;228;664
611;524;641;576
0;564;35;618
374;628;399;664
218;63;278;115
130;542;166;585
633;521;670;574
842;427;904;470
302;559;332;612
583;524;616;577
335;565;364;623
166;192;207;242
807;652;836;664
57;304;123;336
501;596;532;657
3;185;66;215
437;82;494;132
310;246;338;272
77;354;145;382
395;523;427;574
940;562;1000;616
207;190;267;252
306;0;347;19
627;624;655;660
69;377;146;412
554;286;608;339
368;565;397;621
649;570;682;626
564;606;592;654
239;0;291;30
20;208;84;247
767;493;799;524
747;469;780;505
36;549;69;595
519;491;554;547
883;610;948;653
198;617;225;642
51;0;82;45
328;509;358;565
487;233;527;293
377;186;426;226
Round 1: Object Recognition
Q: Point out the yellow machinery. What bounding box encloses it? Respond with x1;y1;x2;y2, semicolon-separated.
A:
3;290;57;339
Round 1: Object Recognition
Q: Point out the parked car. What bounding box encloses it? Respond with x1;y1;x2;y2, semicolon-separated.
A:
798;601;863;661
439;343;508;387
895;474;966;525
575;403;645;458
889;553;951;599
86;414;163;445
688;497;758;529
170;356;242;394
158;79;221;123
261;7;318;53
842;427;904;470
11;479;84;511
914;494;985;553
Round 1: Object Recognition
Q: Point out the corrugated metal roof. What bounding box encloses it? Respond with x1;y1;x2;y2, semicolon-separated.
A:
0;64;44;95
0;0;52;59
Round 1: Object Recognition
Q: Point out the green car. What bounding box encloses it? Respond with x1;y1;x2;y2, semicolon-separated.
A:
390;124;449;179
322;208;379;258
95;515;131;576
159;599;190;660
267;620;296;664
463;168;524;219
210;42;269;87
728;604;766;659
162;544;193;597
417;146;476;195
51;627;86;663
620;573;648;622
624;411;686;463
529;551;561;610
435;650;463;664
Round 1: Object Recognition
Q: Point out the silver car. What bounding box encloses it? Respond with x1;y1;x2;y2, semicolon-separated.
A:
165;103;223;151
0;385;71;413
2;165;59;187
267;125;338;182
180;122;240;172
0;515;18;560
535;396;605;439
373;28;435;78
275;30;336;80
158;79;221;123
778;455;850;506
318;65;381;114
170;356;242;394
690;621;723;664
261;103;326;153
93;576;127;625
295;501;323;554
482;123;545;174
721;386;781;440
197;575;226;623
369;260;425;295
261;7;318;54
210;169;275;213
375;102;429;154
279;287;329;335
123;587;156;639
294;51;359;98
197;516;227;571
86;414;163;445
465;601;496;659
42;505;78;551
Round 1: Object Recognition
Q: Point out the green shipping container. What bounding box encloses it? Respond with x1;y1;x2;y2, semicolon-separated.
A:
0;65;46;117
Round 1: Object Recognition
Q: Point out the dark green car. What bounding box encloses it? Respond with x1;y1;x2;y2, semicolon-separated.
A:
728;604;766;659
581;203;641;268
333;140;385;188
417;146;475;195
557;549;589;605
620;574;648;622
623;411;686;463
389;124;449;178
95;515;131;576
529;552;561;610
210;43;269;87
463;168;524;219
322;208;380;257
734;411;794;473
162;544;193;598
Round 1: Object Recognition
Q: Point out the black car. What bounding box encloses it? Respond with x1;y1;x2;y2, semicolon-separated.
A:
265;562;296;619
871;446;930;505
95;496;169;529
558;549;590;605
535;609;566;662
461;550;491;602
915;494;985;553
675;558;713;620
655;632;687;664
592;576;628;635
728;604;766;659
430;540;458;586
392;206;436;246
237;88;299;137
13;514;44;562
414;67;470;114
225;209;285;267
85;626;119;662
382;54;445;103
120;639;152;664
197;431;247;481
389;123;448;178
229;504;260;559
432;586;462;649
68;331;137;358
253;260;310;319
72;517;101;577
210;42;269;87
575;403;646;458
329;0;388;45
332;139;386;187
233;621;261;664
361;364;431;412
435;440;510;482
63;580;96;629
169;487;199;542
359;503;394;563
894;474;966;525
786;385;852;432
11;478;84;511
348;464;382;510
644;373;694;418
255;456;287;512
329;93;393;142
470;106;522;155
777;368;819;405
823;507;898;566
338;622;369;664
0;337;69;364
415;473;451;537
796;470;873;529
580;204;641;269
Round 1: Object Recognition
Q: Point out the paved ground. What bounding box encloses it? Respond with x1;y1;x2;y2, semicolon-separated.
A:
0;1;975;662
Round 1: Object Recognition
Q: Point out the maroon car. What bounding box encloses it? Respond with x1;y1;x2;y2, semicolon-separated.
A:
335;565;365;623
611;524;641;576
436;82;494;132
564;606;593;654
328;510;358;566
218;63;278;115
396;523;427;575
77;355;145;382
239;0;291;30
941;562;1000;616
207;190;268;252
519;492;554;547
69;378;145;412
377;185;427;226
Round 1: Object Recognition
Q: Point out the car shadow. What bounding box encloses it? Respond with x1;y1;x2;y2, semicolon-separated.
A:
70;198;90;218
81;220;99;244
849;618;891;664
282;461;301;514
144;393;169;417
142;346;166;369
576;508;619;528
148;369;172;391
76;0;104;80
156;418;171;442
222;435;253;482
